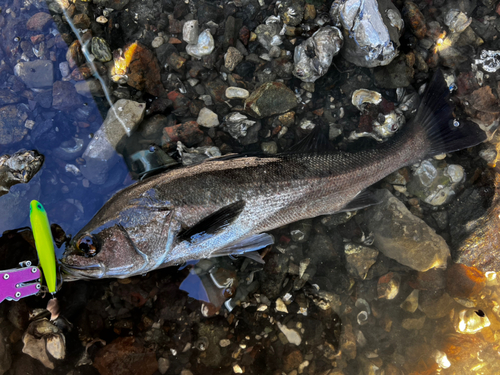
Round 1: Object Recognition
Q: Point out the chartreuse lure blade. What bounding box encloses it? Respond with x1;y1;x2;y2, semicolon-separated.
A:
29;200;57;294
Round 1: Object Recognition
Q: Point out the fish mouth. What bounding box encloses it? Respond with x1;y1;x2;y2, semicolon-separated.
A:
59;258;107;280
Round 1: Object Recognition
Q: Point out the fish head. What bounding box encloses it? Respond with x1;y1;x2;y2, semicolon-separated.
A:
61;191;174;280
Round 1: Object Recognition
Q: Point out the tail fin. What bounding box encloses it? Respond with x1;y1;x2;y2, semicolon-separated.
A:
415;70;486;157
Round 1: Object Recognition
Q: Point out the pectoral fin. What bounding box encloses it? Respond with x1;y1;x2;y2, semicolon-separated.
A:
179;201;246;243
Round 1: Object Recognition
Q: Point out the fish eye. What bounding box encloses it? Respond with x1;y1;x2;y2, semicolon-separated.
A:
77;235;99;257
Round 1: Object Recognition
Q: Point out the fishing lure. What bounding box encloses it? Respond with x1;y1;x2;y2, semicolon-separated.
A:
29;200;57;294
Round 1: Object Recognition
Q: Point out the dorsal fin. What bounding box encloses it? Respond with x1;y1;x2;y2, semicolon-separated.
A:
286;125;332;154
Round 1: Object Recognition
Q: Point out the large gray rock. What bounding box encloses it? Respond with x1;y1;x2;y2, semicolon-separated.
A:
22;319;65;369
14;60;54;88
330;0;403;68
81;100;146;184
366;189;450;271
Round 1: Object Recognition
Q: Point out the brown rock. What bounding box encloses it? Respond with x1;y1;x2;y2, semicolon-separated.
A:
126;43;163;96
239;26;250;45
93;337;158;375
466;86;499;120
408;268;446;290
71;65;92;81
168;15;184;34
166;52;186;71
72;13;91;29
162;121;204;148
283;348;303;372
205;79;229;103
66;40;84;69
446;263;486;298
30;34;45;44
166;91;190;110
52;81;82;112
26;12;53;31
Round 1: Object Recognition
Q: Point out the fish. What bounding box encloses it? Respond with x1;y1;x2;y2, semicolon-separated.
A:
60;70;486;280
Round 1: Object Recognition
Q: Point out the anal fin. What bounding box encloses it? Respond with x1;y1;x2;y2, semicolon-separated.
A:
339;190;379;212
211;233;274;258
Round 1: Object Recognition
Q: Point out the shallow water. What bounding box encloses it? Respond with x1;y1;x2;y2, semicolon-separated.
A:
0;0;500;373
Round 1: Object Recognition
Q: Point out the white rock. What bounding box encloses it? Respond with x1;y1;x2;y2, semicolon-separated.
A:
96;16;108;24
277;322;301;346
275;298;288;313
183;20;199;45
197;107;219;128
158;357;170;374
186;29;214;59
225;87;249;99
152;36;164;48
219;339;231;347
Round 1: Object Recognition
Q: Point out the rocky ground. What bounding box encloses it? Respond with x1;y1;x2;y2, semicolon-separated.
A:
1;0;500;373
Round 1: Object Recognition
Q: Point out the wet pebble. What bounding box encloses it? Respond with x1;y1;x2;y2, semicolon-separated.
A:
366;189;450;271
183;20;199;45
222;112;256;141
186;29;215;59
92;37;112;62
162;121;205;148
0;150;44;196
14;60;54;88
400;289;419;312
444;10;472;33
124;42;163;97
22;319;65;369
293;26;343;82
26;12;53;31
402;1;427;39
72;13;91;29
224;47;244;72
245;82;297;118
225;87;249;99
344;243;379;279
93;337;158;375
277;322;301;345
402;315;426;330
158;357;170;374
197;107;219;128
52;81;83;112
331;0;402;67
75;79;105;97
0;105;29;145
261;141;278;154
